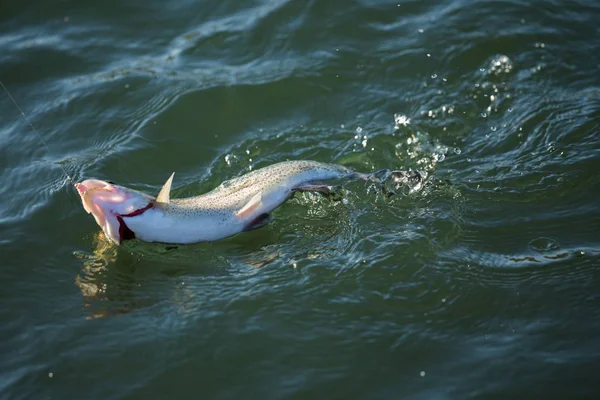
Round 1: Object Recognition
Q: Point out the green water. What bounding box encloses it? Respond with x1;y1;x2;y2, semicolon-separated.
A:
2;0;600;398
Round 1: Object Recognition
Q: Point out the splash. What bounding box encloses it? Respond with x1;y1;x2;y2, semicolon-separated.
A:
488;55;513;76
394;113;411;128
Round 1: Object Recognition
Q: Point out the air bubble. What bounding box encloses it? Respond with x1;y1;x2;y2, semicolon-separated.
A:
528;237;559;253
488;55;513;76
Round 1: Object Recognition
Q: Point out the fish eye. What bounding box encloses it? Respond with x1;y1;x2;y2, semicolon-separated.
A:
107;181;116;185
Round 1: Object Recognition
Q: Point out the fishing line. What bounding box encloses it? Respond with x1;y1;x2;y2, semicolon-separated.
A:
0;79;75;186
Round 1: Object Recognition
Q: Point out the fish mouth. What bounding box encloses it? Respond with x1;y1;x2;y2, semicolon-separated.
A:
75;179;154;244
76;186;108;215
75;182;86;196
75;182;93;197
75;179;114;194
75;180;119;215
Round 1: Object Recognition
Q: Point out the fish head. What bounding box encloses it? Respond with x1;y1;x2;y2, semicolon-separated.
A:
75;179;154;244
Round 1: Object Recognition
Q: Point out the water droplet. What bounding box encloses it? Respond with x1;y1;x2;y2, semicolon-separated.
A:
433;153;445;162
488;55;513;75
420;371;426;377
481;112;487;118
491;126;497;131
431;74;437;79
356;126;363;134
427;53;431;57
394;114;411;127
454;147;461;154
49;372;54;378
528;237;560;253
418;28;424;33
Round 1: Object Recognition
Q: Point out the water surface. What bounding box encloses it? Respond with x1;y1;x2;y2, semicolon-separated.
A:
1;0;600;398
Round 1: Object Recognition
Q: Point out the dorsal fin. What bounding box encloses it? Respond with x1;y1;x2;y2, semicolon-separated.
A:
156;172;174;203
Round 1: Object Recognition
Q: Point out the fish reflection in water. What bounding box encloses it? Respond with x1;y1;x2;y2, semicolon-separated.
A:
74;232;145;319
71;233;294;318
72;207;359;319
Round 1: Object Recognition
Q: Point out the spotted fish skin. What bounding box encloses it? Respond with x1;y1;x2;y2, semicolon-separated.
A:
77;160;363;245
128;161;358;244
171;160;355;211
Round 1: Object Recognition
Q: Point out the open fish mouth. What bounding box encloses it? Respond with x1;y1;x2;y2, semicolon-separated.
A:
74;178;155;244
75;179;113;197
75;182;90;196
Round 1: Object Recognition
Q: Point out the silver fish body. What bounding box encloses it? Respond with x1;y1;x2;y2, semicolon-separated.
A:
76;160;363;245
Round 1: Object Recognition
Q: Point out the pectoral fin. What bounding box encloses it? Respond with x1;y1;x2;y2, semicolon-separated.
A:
235;191;262;218
156;172;174;203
